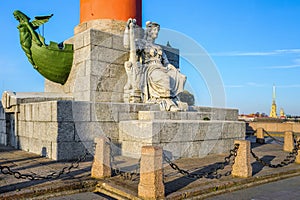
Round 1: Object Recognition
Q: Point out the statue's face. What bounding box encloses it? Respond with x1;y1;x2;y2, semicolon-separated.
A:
150;26;160;40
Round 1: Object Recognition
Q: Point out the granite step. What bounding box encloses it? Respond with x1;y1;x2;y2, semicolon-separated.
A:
138;108;238;121
138;111;211;121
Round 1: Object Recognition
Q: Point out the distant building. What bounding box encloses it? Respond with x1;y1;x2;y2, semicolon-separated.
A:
280;108;286;119
239;85;288;121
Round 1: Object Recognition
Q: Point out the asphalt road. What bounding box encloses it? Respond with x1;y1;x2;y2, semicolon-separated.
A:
49;192;115;200
207;175;300;200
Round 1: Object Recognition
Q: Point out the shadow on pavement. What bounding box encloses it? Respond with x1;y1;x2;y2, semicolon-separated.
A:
0;166;91;193
252;155;275;176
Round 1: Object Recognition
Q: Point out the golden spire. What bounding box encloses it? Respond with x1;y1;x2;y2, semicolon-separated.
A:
269;84;277;118
272;84;276;102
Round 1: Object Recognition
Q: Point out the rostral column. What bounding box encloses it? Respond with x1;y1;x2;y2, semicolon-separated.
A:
76;0;142;34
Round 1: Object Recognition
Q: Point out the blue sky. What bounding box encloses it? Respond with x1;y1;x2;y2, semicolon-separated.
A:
1;1;300;115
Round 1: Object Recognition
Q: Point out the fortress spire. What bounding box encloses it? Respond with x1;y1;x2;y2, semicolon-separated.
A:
272;84;276;102
269;84;277;118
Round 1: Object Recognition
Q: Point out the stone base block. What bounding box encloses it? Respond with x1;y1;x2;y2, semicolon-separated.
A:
119;118;245;158
119;120;245;142
121;139;237;159
12;100;243;161
14;101;160;160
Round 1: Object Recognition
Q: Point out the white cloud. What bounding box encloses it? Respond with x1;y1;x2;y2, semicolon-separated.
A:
262;58;300;69
277;84;300;88
225;82;267;88
246;82;266;87
275;49;300;54
225;85;244;88
263;64;300;69
210;49;300;57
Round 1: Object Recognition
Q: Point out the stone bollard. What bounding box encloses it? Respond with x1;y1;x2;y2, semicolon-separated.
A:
295;136;300;164
283;131;294;152
91;136;111;179
138;146;164;199
256;128;265;144
232;140;252;178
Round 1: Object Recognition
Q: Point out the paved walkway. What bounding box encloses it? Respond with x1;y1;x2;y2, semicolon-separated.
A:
0;136;300;199
48;174;300;200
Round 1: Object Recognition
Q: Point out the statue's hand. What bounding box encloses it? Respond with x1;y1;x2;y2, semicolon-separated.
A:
125;61;133;69
127;18;132;28
167;64;179;71
132;19;137;25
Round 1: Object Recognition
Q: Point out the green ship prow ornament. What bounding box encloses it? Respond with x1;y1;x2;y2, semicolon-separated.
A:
13;10;73;85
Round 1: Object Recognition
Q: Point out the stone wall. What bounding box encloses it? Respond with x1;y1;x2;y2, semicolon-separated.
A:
45;28;129;103
0;103;6;145
16;100;159;160
248;122;300;133
17;101;94;160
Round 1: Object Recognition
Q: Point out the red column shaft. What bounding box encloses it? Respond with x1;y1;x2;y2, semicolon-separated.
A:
80;0;142;25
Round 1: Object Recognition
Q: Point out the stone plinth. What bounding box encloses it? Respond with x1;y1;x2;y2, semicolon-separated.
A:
232;140;252;178
91;137;111;179
45;28;129;103
5;98;244;161
75;19;128;35
138;146;164;199
120;109;245;158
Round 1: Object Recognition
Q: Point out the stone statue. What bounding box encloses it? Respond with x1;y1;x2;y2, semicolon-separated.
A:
13;10;73;85
123;19;187;111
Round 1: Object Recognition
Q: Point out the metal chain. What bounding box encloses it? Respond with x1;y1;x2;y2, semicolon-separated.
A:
263;130;284;145
0;151;89;180
109;137;121;177
163;143;240;180
117;158;141;181
108;138;140;181
251;139;300;168
111;159;141;181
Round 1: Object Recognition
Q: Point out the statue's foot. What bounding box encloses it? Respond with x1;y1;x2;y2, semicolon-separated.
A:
169;105;181;112
176;101;188;111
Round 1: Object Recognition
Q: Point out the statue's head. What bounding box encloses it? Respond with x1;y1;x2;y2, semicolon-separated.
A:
13;10;30;22
145;21;160;41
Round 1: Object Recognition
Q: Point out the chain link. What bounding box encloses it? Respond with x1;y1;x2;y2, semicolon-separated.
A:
0;151;89;180
163;143;240;179
263;130;284;145
251;139;300;168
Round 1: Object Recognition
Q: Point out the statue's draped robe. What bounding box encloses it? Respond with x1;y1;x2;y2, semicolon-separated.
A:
136;39;186;109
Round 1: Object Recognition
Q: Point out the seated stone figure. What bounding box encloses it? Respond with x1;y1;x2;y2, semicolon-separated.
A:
123;19;187;111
